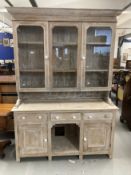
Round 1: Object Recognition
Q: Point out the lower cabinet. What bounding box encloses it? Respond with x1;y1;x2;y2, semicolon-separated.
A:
18;124;48;156
14;110;115;161
83;122;111;153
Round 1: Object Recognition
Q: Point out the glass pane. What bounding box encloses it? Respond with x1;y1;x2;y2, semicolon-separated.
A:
17;26;45;88
20;72;44;88
52;26;78;88
85;72;108;87
85;27;112;87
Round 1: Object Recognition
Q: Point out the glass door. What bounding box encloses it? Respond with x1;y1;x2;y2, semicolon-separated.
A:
83;25;112;89
50;23;80;89
17;25;45;89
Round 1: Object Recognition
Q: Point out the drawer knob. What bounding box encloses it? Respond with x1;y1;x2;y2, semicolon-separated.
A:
88;115;92;119
45;55;48;59
38;116;42;119
22;116;25;120
56;116;59;120
84;137;87;142
44;139;47;142
73;116;76;119
87;82;90;85
82;56;86;60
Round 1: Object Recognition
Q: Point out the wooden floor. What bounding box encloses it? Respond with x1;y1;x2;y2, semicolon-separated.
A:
0;110;131;175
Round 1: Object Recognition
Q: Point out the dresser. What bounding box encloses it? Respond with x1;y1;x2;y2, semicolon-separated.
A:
7;7;121;161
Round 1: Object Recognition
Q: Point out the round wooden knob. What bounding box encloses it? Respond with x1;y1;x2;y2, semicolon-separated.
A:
45;55;48;59
84;137;87;142
38;116;42;119
22;116;25;120
73;116;76;119
44;139;47;142
88;115;92;119
56;116;59;120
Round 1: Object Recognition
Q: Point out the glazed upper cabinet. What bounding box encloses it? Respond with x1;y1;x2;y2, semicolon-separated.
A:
15;22;114;92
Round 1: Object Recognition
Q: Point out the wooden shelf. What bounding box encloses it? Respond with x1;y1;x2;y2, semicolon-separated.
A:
53;70;76;73
52;136;79;154
86;42;111;46
20;69;44;73
18;41;43;45
53;42;77;47
86;69;108;72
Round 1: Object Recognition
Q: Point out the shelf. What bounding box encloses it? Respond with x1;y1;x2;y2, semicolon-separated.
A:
86;42;111;46
18;41;43;45
52;136;79;154
86;69;108;72
20;69;44;73
53;42;77;47
53;70;76;73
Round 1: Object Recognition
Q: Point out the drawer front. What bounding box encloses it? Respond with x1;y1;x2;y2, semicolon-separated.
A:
84;112;113;121
51;113;81;122
15;112;47;123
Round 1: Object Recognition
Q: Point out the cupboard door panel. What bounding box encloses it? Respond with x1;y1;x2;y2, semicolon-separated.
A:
83;123;111;152
19;124;47;155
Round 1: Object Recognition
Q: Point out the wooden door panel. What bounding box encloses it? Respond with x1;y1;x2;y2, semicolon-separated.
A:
19;124;47;155
83;123;111;152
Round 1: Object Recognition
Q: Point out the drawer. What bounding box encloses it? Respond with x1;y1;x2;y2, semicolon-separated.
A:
15;112;47;123
51;113;81;122
83;112;113;121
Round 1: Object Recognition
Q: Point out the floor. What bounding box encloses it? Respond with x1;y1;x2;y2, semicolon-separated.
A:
0;111;131;175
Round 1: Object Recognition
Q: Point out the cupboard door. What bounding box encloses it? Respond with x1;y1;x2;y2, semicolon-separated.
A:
50;23;81;89
17;23;48;90
82;24;113;89
83;122;111;153
19;124;48;155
